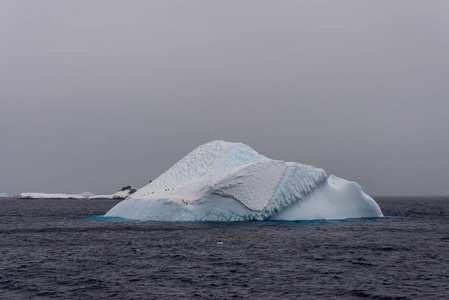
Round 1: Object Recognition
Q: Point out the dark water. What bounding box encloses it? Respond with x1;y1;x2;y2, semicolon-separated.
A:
1;197;448;299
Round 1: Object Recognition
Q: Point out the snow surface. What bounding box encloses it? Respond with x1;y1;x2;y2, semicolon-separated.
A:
105;141;383;221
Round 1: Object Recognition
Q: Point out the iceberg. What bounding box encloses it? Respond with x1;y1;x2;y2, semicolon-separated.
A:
88;186;137;199
79;191;96;198
20;193;86;199
19;186;136;200
105;141;383;221
0;193;14;198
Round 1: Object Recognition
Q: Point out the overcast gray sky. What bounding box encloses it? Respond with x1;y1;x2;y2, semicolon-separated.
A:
1;1;448;196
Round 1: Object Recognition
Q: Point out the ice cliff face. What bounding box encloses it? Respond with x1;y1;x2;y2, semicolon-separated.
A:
105;141;383;221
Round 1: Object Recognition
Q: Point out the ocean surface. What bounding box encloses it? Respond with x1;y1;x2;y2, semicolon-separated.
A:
1;197;448;299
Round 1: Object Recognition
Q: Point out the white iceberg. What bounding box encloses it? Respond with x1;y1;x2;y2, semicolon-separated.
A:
20;193;86;199
0;193;14;198
78;191;96;198
105;141;383;221
88;186;136;199
89;195;115;199
20;187;136;200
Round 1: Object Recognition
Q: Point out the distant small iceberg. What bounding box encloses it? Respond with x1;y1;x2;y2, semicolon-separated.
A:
20;186;137;200
88;186;137;199
79;191;96;198
20;193;86;199
0;193;14;198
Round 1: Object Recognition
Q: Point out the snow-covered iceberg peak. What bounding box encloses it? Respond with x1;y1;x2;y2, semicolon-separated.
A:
105;140;383;221
140;140;269;193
